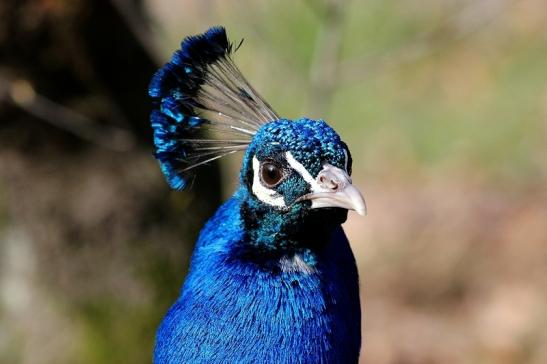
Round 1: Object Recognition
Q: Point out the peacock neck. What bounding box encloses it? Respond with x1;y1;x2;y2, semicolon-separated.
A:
233;187;347;269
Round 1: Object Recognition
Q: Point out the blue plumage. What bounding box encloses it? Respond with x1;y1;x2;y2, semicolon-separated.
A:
150;27;366;363
154;198;360;363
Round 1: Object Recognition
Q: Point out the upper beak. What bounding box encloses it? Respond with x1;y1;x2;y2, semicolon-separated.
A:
298;164;367;216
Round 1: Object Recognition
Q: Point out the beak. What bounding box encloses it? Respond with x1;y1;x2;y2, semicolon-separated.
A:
298;164;367;216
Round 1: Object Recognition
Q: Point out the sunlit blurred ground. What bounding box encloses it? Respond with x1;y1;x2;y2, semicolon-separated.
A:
2;0;546;363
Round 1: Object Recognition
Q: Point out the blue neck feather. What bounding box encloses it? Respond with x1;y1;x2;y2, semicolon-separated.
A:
154;118;361;363
154;196;361;363
236;185;347;260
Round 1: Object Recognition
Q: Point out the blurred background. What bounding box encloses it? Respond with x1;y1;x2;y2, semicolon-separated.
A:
0;0;546;363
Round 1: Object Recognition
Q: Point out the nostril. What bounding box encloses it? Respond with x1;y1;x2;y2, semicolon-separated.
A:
316;165;350;192
318;173;340;191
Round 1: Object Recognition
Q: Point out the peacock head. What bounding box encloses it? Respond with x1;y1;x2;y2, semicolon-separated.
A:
240;118;365;219
149;26;365;247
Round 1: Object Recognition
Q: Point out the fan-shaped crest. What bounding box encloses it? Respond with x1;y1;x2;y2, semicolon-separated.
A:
149;26;278;189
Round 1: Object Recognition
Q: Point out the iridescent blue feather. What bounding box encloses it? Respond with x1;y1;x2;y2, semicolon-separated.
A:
151;27;362;364
149;26;278;189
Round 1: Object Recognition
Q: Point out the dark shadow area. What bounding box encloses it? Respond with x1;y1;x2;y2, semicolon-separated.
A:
0;1;220;362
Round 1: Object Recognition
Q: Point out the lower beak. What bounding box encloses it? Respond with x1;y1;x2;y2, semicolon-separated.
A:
302;184;367;216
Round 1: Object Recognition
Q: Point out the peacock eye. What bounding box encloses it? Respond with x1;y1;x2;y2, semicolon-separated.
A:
260;161;284;187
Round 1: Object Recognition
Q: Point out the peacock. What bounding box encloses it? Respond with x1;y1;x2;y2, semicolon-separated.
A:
150;26;366;363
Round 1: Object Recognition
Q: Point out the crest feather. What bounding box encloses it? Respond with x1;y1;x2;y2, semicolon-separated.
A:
149;26;278;190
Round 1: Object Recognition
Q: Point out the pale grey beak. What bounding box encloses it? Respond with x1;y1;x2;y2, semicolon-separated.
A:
298;164;367;216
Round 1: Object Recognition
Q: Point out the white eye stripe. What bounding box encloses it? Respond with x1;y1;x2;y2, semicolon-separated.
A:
285;152;314;185
251;152;348;208
251;157;286;207
285;152;323;193
286;151;352;192
343;148;349;172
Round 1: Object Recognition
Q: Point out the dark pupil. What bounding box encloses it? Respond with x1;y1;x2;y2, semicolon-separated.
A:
262;163;282;186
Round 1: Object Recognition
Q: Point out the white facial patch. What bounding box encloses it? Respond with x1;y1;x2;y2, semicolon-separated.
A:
286;151;351;192
285;152;324;193
286;151;359;211
251;157;286;207
279;254;317;274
